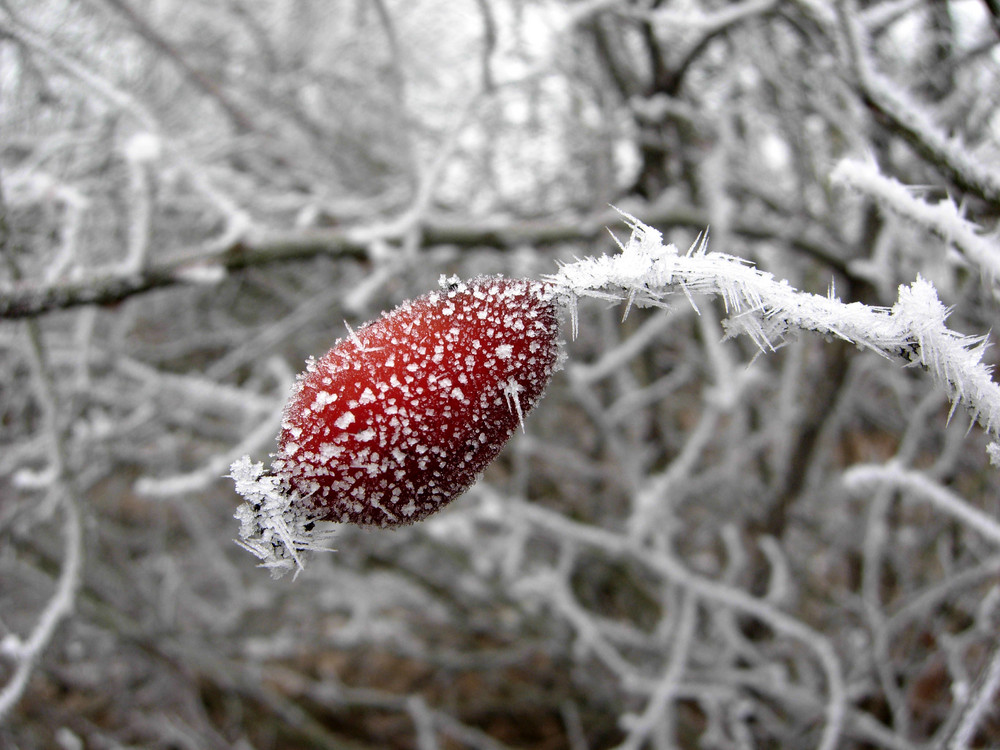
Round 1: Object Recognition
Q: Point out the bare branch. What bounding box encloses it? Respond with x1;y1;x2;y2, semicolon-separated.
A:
836;1;1000;206
91;0;257;133
0;205;849;319
0;322;83;721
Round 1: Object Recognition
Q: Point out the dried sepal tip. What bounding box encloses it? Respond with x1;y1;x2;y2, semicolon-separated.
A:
229;456;337;577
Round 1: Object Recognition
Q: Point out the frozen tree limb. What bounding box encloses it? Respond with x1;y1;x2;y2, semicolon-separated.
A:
122;134;160;274
0;227;367;319
509;498;847;750
0;485;81;722
0;203;843;319
569;0;779;37
644;0;780;32
546;213;1000;442
473;0;497;90
832;158;1000;285
615;589;698;750
95;0;258;134
3;172;90;285
843;462;1000;546
0;323;83;722
0;11;247;224
117;357;278;416
625;309;753;538
944;641;1000;750
135;407;284;499
836;2;1000;206
0;9;148;128
0;490;81;722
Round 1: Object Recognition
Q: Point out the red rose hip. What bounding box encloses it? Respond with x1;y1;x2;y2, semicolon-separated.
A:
270;275;560;528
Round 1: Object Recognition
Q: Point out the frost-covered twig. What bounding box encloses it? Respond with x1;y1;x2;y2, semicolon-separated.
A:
835;4;1000;205
546;213;1000;442
626;305;753;536
832;158;1000;285
644;0;779;32
510;498;847;750
117;357;279;416
844;462;1000;546
945;640;1000;750
1;12;250;228
97;0;257;134
123;134;158;274
4;171;89;285
615;589;698;750
0;201;841;319
0;489;81;722
570;0;779;33
136;408;283;499
0;323;83;722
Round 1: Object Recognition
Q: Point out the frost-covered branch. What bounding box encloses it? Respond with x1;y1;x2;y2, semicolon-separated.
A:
570;0;778;33
0;203;841;319
96;0;258;134
615;589;698;750
136;408;284;499
508;497;847;750
832;158;1000;285
0;12;250;228
0;489;81;722
0;322;83;722
546;213;1000;442
946;641;1000;750
844;462;1000;546
644;0;779;32
836;4;1000;206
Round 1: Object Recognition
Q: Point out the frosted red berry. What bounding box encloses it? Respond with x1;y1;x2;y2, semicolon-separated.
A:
270;276;560;527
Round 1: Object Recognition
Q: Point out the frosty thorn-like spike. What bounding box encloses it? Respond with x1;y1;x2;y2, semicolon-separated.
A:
502;377;527;432
231;276;561;571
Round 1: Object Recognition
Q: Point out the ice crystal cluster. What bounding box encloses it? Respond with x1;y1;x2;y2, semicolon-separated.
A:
231;276;560;574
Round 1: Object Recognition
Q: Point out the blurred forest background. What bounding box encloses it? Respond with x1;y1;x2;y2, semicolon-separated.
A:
3;0;1000;748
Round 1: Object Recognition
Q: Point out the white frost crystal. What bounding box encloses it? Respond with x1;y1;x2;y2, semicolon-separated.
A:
229;456;337;577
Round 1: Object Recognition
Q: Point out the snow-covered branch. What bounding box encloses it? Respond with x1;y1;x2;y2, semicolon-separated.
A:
547;213;1000;443
0;322;83;722
836;4;1000;206
946;642;1000;750
505;496;847;750
0;489;81;721
844;462;1000;547
832;158;1000;286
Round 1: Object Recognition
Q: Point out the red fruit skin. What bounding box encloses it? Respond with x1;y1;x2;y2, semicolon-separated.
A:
272;276;560;527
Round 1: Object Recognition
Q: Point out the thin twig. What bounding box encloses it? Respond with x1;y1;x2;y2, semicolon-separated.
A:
0;322;83;721
943;640;1000;750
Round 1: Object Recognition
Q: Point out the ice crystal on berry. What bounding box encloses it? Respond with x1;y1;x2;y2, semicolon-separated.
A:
231;275;561;574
